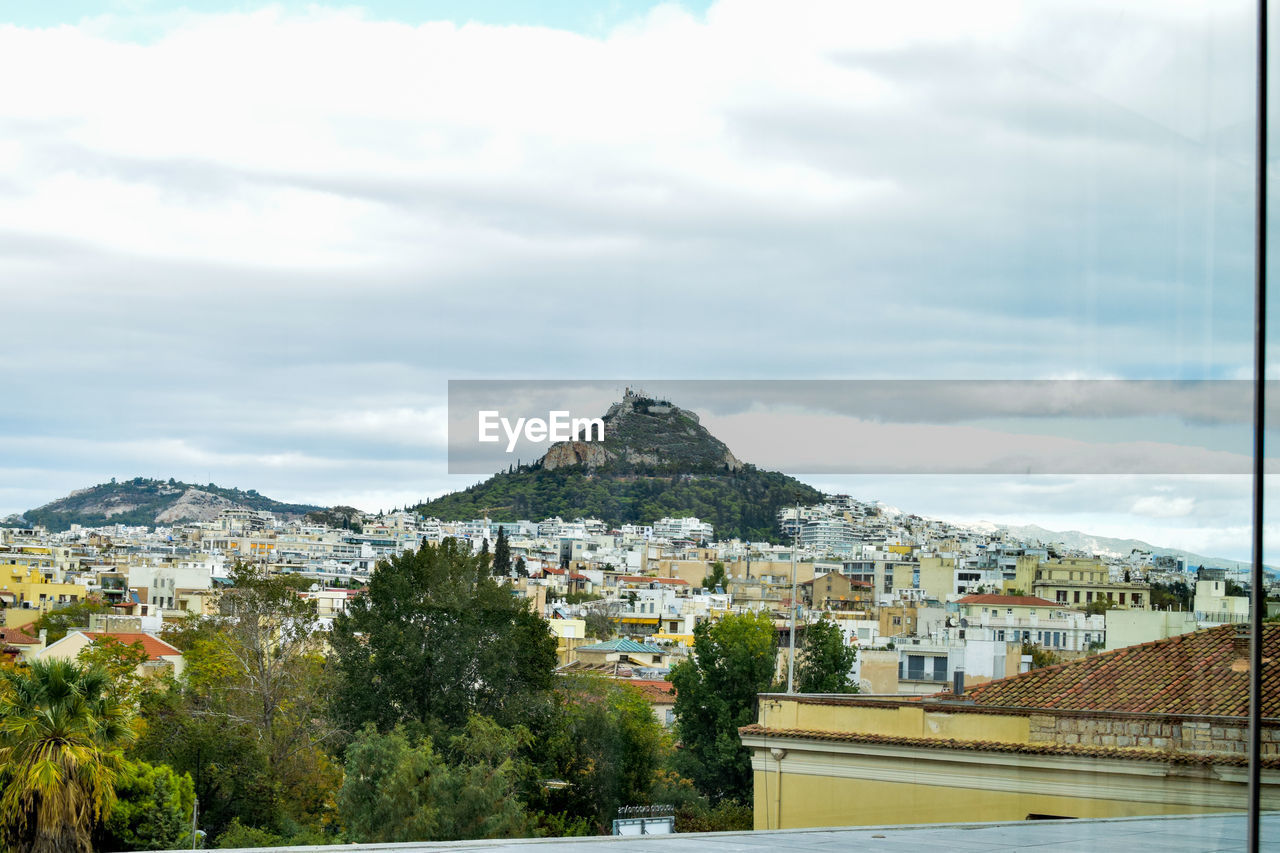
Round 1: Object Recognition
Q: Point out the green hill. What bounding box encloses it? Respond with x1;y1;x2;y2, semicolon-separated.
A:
417;392;822;540
16;477;323;531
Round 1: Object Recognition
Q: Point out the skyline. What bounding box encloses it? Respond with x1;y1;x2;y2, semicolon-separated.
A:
1;0;1272;562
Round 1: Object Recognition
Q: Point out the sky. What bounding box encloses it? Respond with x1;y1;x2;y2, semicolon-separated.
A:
1;0;1275;562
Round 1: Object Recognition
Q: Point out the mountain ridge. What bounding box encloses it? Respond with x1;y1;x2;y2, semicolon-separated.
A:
9;477;323;532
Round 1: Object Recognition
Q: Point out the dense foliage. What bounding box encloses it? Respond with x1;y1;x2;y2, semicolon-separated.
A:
29;598;115;644
0;660;136;853
416;466;821;541
95;760;195;851
795;617;858;694
535;678;667;833
0;545;747;848
337;719;530;842
330;539;558;735
669;611;777;802
133;563;340;842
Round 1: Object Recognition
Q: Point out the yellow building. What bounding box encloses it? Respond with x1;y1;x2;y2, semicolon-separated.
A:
1005;556;1151;610
0;564;90;612
741;625;1279;830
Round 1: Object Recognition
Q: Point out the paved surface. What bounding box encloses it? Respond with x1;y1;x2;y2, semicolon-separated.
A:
198;813;1280;852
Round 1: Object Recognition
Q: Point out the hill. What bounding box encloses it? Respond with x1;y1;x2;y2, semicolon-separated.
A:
13;477;323;531
418;391;822;540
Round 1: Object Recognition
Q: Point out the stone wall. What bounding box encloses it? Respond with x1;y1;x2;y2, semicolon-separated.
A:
1027;712;1277;756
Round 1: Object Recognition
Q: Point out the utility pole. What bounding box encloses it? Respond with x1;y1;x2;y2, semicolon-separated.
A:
787;503;798;694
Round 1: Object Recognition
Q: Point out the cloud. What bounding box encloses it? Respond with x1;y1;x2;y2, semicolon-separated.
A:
0;0;1261;549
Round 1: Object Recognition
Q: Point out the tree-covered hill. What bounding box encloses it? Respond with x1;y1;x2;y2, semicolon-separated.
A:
416;466;821;542
420;391;822;540
16;477;322;531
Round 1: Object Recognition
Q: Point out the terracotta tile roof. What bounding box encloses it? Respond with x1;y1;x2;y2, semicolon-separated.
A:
952;624;1279;717
956;594;1061;607
0;628;39;645
630;679;676;702
87;631;181;661
737;724;1280;768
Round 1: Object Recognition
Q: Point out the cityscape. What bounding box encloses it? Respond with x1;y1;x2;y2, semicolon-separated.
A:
0;392;1271;845
0;0;1272;850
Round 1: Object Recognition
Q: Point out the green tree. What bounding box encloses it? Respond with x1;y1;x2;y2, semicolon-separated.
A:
0;659;136;853
77;636;151;706
336;718;529;843
330;539;557;734
492;527;511;577
131;684;278;843
132;564;340;841
537;678;666;832
669;612;776;801
29;598;115;644
1083;598;1116;616
96;760;195;851
1022;642;1060;669
583;609;614;640
795;617;858;694
702;561;727;591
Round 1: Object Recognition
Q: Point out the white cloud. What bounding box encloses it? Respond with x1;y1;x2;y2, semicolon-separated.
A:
0;0;1260;542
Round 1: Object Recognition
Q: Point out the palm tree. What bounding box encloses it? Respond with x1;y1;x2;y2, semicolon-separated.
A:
0;659;136;853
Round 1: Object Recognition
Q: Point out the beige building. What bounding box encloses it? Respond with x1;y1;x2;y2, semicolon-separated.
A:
741;625;1278;830
1006;556;1151;610
40;630;185;678
1105;608;1200;651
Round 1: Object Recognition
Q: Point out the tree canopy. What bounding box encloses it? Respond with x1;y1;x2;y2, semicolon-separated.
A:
330;539;558;734
795;617;858;694
0;659;136;853
669;611;777;802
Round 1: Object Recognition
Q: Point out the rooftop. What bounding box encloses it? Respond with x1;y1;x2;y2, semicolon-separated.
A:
159;813;1280;852
86;631;181;661
949;624;1278;717
956;594;1062;607
0;627;39;645
576;638;667;654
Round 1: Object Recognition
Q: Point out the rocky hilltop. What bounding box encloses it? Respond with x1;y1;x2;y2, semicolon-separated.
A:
417;392;819;541
541;391;741;473
13;478;323;532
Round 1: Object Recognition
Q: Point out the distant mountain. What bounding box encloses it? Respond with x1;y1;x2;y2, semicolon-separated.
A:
968;520;1261;575
417;391;821;540
12;478;323;532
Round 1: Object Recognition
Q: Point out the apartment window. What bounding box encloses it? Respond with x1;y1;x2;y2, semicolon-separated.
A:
1132;594;1143;607
1056;590;1067;603
1119;593;1127;605
1073;591;1080;604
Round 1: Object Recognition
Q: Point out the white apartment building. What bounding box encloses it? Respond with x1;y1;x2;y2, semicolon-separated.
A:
652;516;713;542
